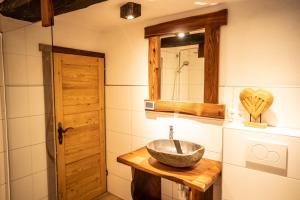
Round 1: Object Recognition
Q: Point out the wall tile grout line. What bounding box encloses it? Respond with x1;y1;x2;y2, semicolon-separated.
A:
108;172;132;182
8;141;48;151
7;113;47;119
2;52;42;57
5;85;46;87
9;168;50;182
107;130;131;137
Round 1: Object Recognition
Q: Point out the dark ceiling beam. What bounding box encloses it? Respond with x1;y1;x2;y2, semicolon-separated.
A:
41;0;54;27
0;0;107;23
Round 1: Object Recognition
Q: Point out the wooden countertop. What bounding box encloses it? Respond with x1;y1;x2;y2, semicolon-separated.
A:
117;147;222;192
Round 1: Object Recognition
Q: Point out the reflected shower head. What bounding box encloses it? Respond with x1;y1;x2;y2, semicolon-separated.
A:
182;60;190;65
177;61;189;73
182;61;189;66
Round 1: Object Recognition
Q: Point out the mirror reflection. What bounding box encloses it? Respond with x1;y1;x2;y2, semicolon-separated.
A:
160;30;205;102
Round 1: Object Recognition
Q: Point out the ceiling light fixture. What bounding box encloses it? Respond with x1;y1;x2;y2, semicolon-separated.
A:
194;1;208;6
126;15;134;20
120;2;141;20
176;32;189;38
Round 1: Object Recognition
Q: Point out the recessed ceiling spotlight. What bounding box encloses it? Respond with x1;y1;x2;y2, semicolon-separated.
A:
126;15;134;20
120;2;141;20
194;1;208;6
176;32;189;38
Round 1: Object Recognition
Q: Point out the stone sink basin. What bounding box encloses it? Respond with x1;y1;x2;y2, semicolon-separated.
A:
146;139;205;168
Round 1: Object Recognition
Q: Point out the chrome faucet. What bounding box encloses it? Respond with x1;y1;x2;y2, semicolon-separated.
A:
169;125;174;140
169;125;183;154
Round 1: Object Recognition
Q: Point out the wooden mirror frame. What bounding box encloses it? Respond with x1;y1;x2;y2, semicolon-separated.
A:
145;9;228;119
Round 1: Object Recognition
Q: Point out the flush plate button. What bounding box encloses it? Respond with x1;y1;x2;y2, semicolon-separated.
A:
246;138;288;176
251;144;280;162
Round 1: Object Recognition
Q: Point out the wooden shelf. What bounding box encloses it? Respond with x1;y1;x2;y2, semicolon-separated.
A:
117;147;222;193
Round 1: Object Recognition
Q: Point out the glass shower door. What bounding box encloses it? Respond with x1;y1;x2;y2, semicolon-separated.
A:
0;6;56;200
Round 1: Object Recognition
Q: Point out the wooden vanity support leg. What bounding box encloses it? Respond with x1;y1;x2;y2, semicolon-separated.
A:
131;168;161;200
189;185;213;200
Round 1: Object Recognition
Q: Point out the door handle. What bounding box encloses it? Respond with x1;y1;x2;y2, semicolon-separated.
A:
58;122;74;145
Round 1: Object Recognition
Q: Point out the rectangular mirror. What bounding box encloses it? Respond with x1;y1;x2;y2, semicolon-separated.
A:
160;30;205;102
145;9;228;119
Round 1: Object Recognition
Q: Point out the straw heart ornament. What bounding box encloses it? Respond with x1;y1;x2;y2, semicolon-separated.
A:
239;88;273;128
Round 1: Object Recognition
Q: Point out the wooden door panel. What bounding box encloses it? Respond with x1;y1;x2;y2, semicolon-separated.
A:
64;125;99;146
64;135;101;155
63;111;99;128
67;181;102;200
66;155;101;185
62;65;99;89
63;88;99;106
64;134;100;152
63;81;99;89
62;63;99;77
66;155;103;200
54;52;106;200
60;54;100;66
66;154;101;183
64;104;100;115
65;145;101;164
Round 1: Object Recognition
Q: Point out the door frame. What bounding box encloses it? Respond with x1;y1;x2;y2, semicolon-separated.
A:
39;44;105;58
39;44;106;199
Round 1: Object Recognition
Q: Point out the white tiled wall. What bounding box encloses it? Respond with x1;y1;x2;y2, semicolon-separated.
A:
2;23;53;200
101;0;300;129
52;20;105;53
222;126;300;200
0;18;109;200
105;86;223;200
101;0;300;199
1;1;298;200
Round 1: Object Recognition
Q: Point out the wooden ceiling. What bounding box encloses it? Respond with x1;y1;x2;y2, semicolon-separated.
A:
0;0;107;22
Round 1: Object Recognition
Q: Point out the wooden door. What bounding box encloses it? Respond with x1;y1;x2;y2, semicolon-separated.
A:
53;52;106;200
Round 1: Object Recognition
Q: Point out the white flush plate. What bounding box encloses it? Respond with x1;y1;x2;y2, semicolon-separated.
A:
246;138;287;174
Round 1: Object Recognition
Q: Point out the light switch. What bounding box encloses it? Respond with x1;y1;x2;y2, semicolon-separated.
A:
246;138;288;175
